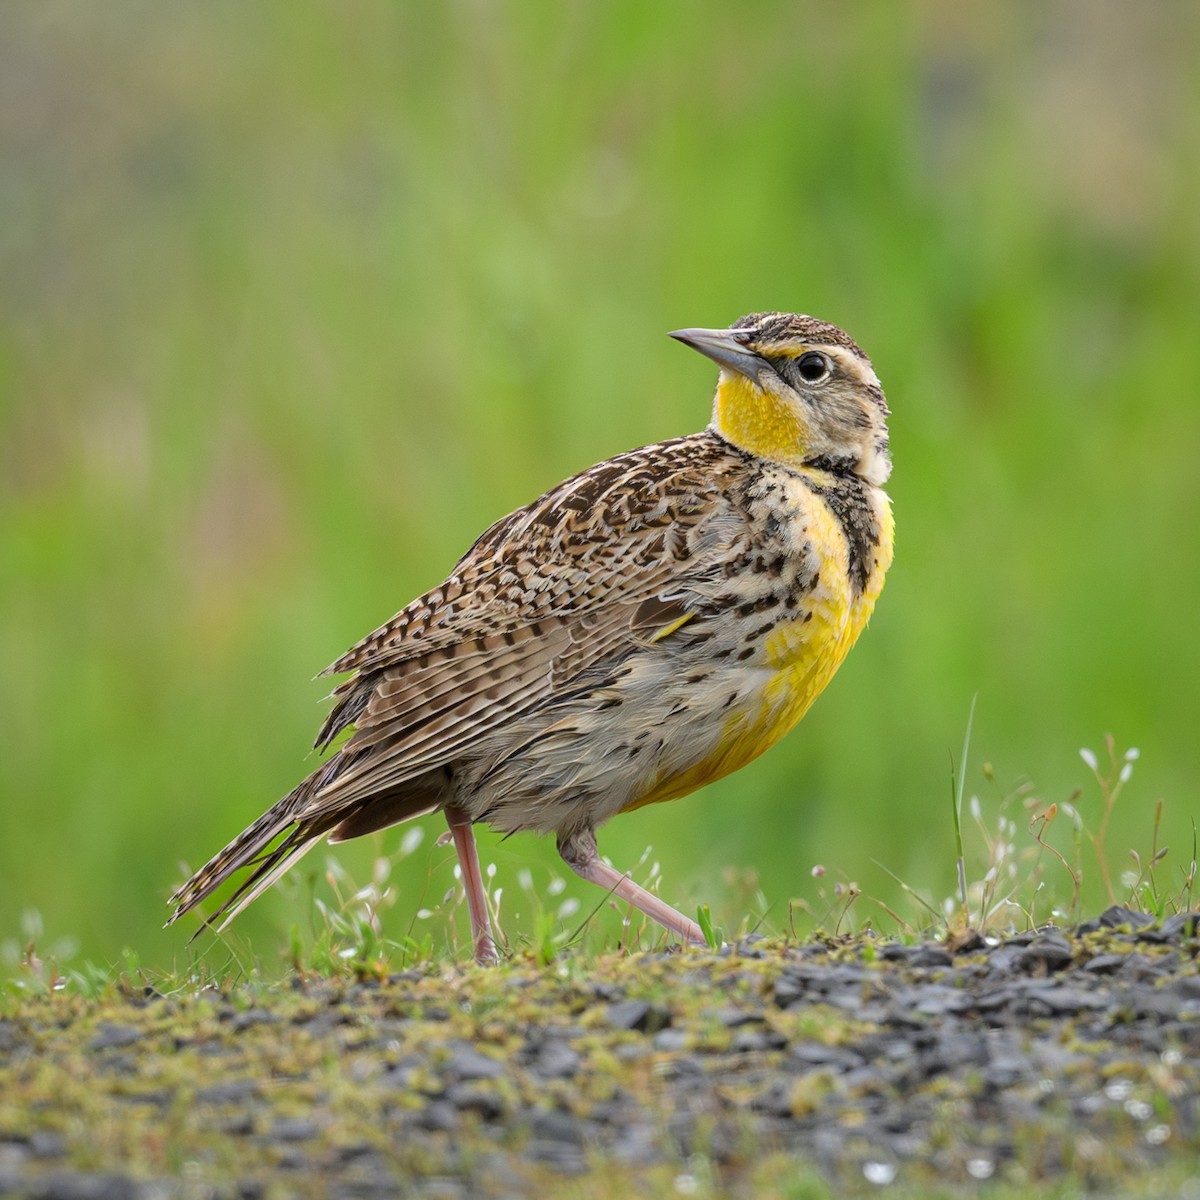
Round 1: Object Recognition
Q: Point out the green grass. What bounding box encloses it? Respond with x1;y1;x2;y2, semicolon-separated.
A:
2;3;1199;975
6;724;1190;995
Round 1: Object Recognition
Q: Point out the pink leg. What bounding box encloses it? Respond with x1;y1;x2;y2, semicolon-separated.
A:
558;830;706;947
445;805;498;965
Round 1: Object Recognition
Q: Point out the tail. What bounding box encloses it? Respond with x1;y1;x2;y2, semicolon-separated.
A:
166;758;341;939
166;756;449;940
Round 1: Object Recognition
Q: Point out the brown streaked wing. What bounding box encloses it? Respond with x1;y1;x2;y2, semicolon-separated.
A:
292;434;747;825
294;591;689;825
319;435;733;683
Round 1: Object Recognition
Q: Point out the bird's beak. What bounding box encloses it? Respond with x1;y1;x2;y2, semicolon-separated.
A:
668;327;764;383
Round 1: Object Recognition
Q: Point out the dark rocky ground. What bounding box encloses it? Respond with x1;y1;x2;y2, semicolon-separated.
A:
1;907;1198;1199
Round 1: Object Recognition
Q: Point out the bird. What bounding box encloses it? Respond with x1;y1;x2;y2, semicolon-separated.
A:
167;311;894;964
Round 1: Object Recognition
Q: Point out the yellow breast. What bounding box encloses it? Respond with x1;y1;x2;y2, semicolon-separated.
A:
625;473;893;812
721;488;891;769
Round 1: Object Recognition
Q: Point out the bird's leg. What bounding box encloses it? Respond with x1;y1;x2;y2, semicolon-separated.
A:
557;829;706;947
444;805;498;965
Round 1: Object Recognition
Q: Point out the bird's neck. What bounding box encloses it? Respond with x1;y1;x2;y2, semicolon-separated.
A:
711;372;809;469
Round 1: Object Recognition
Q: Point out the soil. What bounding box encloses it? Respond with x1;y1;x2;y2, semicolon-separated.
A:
1;906;1197;1199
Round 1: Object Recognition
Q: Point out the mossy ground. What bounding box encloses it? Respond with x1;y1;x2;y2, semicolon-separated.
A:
2;918;1198;1199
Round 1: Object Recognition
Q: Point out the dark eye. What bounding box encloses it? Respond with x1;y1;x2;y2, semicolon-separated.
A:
795;352;831;384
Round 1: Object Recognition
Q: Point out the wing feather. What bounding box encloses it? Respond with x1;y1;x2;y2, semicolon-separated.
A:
296;600;661;822
298;433;748;824
322;437;731;680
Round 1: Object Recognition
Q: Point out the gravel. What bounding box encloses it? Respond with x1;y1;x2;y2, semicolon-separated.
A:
0;906;1197;1197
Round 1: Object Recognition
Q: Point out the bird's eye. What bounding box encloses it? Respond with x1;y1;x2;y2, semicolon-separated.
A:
795;352;831;384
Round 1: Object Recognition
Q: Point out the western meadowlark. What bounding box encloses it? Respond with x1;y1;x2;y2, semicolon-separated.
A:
167;312;893;964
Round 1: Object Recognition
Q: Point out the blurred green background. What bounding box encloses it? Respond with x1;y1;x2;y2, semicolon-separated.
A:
3;2;1198;973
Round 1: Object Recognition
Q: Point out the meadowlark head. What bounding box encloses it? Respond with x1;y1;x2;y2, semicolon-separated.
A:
670;312;891;485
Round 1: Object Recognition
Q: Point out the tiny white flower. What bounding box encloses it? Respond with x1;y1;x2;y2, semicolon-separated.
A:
862;1162;896;1186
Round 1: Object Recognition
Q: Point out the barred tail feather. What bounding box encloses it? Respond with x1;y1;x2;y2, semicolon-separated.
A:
201;829;326;937
165;757;340;934
167;754;449;938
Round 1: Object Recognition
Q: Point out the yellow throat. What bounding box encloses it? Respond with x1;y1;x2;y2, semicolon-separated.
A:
712;371;810;467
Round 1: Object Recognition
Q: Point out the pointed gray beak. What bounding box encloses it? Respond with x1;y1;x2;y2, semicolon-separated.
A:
668;327;764;383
